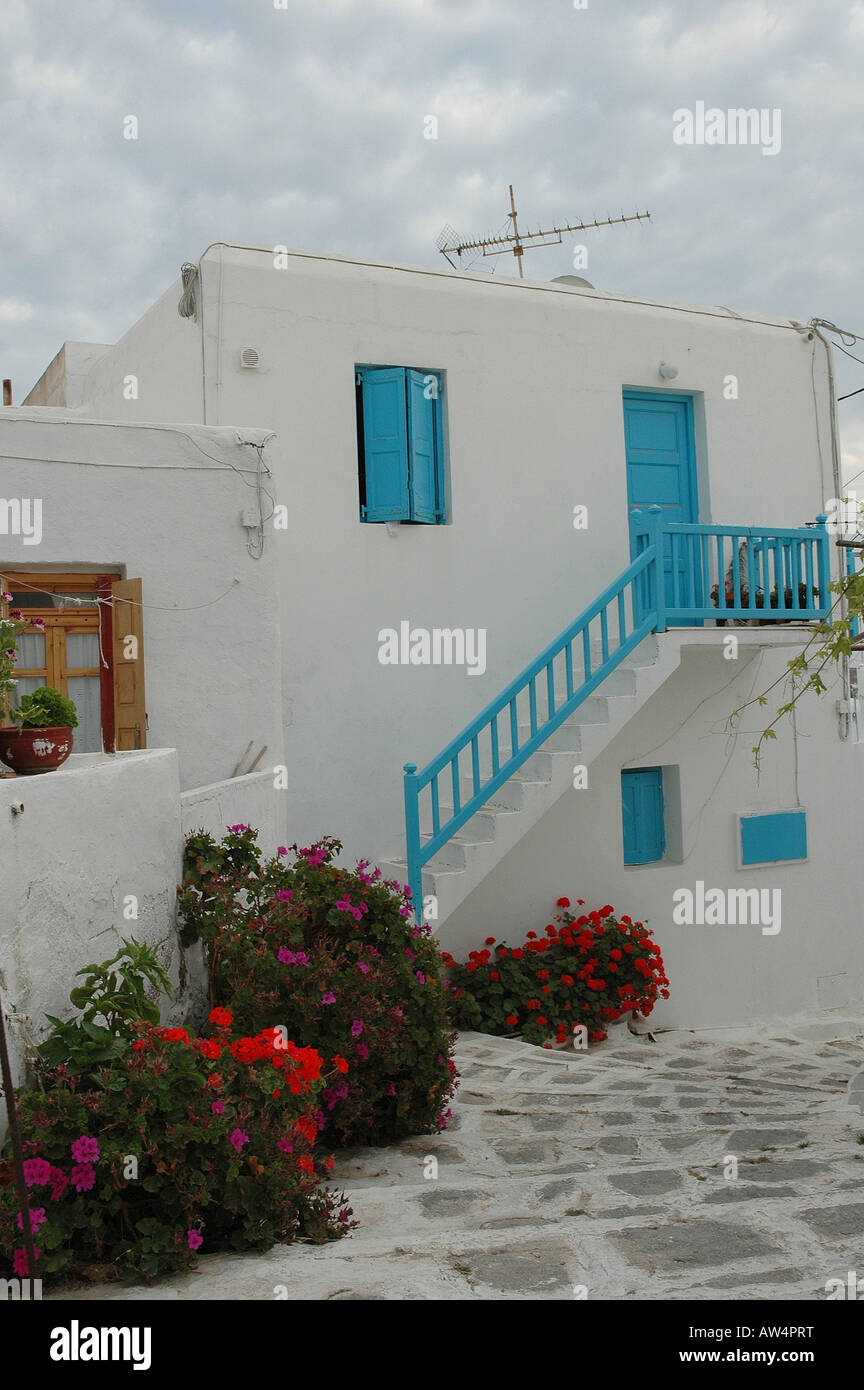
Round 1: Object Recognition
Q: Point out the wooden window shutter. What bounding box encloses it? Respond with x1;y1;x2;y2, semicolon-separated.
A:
357;366;411;521
111;578;147;749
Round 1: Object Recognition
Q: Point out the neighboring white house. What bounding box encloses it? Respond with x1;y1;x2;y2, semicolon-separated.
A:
13;243;864;1030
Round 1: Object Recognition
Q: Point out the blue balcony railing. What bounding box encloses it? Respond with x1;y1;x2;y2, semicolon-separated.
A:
402;511;831;920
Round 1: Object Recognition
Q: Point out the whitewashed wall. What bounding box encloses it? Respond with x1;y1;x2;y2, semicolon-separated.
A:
0;749;286;1126
23;248;839;876
0;751;189;1100
181;768;286;858
0;410;284;793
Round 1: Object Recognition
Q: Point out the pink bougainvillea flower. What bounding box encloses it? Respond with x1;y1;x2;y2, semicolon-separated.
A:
211;1100;225;1114
350;1019;364;1037
187;1229;204;1251
229;1128;250;1152
322;992;336;1005
276;889;293;902
70;1135;99;1165
277;1138;294;1153
278;947;295;964
70;1163;96;1193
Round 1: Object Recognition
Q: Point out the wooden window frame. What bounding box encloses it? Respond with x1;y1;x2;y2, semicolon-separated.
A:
1;571;120;752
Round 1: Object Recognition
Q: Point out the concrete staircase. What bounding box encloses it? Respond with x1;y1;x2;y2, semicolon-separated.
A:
378;631;683;923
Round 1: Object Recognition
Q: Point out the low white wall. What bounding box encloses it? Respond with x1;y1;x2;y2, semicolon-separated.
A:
439;642;864;1031
0;750;198;1107
181;768;286;858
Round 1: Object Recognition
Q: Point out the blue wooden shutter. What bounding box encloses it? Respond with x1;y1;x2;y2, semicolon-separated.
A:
358;367;410;520
622;768;665;864
406;369;440;522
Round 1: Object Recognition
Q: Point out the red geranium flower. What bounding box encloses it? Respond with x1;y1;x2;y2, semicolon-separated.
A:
556;897;571;908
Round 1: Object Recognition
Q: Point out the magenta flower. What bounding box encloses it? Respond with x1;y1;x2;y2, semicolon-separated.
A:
398;906;412;917
357;1042;369;1060
13;1248;39;1277
229;1128;249;1152
277;1138;294;1153
187;1228;204;1251
293;951;309;966
276;889;293;902
322;992;336;1005
211;1100;225;1114
388;1082;396;1096
70;1163;96;1193
49;1167;67;1202
350;1019;364;1038
404;947;415;961
16;1207;47;1234
22;1157;51;1187
416;971;426;984
70;1135;99;1164
277;846;288;856
356;961;370;975
228;823;249;833
334;897;353;912
278;947;295;964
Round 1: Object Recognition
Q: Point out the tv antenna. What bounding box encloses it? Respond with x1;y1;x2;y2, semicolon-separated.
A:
438;184;651;278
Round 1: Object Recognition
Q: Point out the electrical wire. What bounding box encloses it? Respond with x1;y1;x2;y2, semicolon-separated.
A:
3;574;241;613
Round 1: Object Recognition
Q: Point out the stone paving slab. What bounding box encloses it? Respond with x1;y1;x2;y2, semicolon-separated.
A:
50;1015;864;1301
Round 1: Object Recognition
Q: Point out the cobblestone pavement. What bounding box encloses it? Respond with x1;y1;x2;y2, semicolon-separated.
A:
53;1017;864;1301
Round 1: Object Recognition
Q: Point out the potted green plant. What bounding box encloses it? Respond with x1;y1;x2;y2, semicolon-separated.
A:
0;685;78;775
1;595;44;775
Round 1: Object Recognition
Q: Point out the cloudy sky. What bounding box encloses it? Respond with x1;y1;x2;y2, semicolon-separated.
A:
2;0;863;478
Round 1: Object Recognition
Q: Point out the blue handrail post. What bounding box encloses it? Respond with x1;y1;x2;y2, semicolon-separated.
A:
630;508;643;625
403;762;424;926
815;513;830;616
648;505;666;632
846;540;861;641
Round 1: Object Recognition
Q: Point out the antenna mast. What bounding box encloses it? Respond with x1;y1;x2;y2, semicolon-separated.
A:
439;184;651;278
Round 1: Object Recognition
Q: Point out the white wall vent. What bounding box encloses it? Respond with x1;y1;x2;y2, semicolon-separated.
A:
239;347;261;369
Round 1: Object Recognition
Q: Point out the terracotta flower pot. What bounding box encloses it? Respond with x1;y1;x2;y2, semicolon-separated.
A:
0;726;74;775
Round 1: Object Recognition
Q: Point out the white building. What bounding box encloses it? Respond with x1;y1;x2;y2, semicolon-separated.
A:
11;242;864;1030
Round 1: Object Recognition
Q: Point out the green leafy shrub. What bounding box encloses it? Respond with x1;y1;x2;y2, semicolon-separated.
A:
0;944;353;1284
12;685;78;728
178;828;458;1146
442;897;669;1046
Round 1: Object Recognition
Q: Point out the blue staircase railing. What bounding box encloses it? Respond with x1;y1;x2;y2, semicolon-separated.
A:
403;510;831;920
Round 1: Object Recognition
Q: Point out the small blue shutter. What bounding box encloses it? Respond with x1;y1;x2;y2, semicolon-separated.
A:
622;768;665;864
406;369;440;522
358;367;410;520
740;810;807;865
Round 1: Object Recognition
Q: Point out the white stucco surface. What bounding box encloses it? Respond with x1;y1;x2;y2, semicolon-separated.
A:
181;768;286;857
0;751;187;1096
0;410;284;792
15;246;862;1029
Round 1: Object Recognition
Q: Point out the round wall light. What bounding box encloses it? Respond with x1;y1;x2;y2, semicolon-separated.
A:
659;362;679;380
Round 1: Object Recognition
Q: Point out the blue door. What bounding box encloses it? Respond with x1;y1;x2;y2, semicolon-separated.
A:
623;392;699;617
